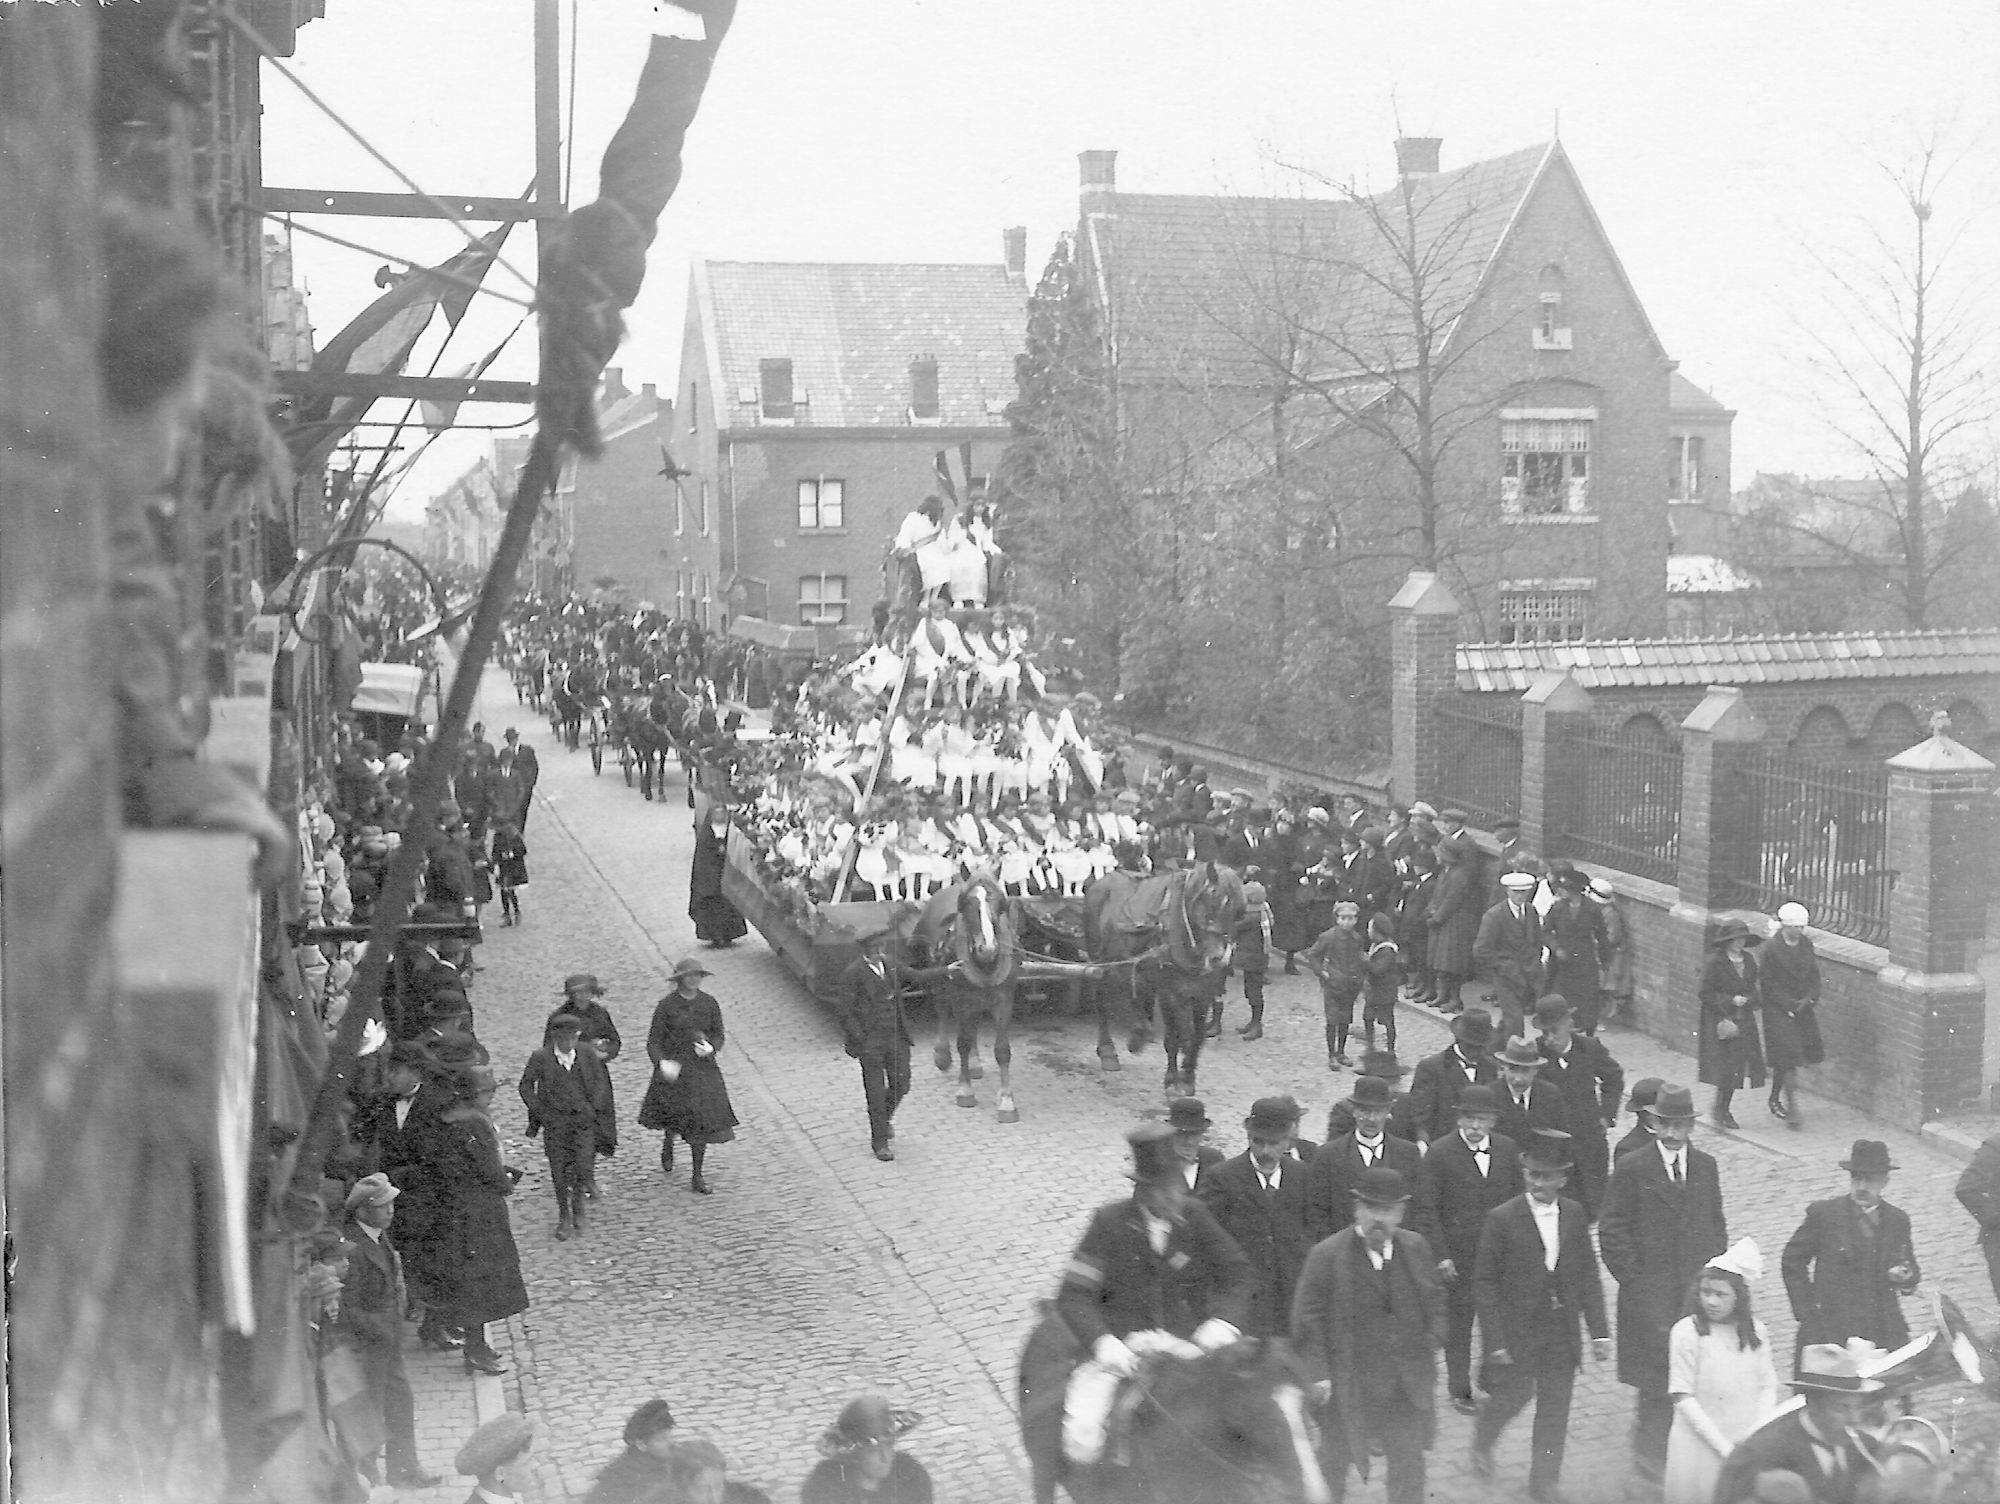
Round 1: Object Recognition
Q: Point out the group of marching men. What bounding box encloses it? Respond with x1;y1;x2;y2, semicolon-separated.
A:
1050;1022;1969;1504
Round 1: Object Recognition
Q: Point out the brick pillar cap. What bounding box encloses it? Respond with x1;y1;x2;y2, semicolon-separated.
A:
1387;570;1460;616
1522;669;1592;713
1681;685;1764;741
1887;717;1994;773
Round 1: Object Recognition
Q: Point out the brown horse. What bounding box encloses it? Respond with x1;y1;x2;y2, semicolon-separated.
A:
1084;862;1244;1099
1019;1303;1330;1504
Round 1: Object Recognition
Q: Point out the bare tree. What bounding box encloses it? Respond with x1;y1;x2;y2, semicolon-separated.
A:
1768;140;1996;627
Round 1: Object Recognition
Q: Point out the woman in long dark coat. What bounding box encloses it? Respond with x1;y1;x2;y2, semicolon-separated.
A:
1264;815;1310;971
689;805;747;946
637;957;739;1193
1542;868;1607;1031
432;1065;528;1375
1757;902;1824;1127
1696;918;1766;1130
1425;833;1480;1013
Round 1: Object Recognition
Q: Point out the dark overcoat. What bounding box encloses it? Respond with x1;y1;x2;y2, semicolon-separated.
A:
832;957;915;1055
1492;1079;1572;1154
431;1105;529;1326
1424;861;1479;975
1198;1151;1316;1337
1302;1130;1422;1244
1596;1142;1727;1388
1541;896;1606;1027
1472;899;1546;1006
1054;1197;1255;1346
1411;1131;1523;1267
637;989;739;1141
518;1045;618;1155
1757;933;1826;1070
1405;1044;1497;1145
1537;1034;1622;1214
1780;1194;1918;1354
1697;948;1767;1089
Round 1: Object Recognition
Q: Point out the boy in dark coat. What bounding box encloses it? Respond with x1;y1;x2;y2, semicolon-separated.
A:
518;1014;617;1240
1303;901;1367;1069
1361;912;1403;1057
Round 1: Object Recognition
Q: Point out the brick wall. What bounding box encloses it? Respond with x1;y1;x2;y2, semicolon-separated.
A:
568;403;677;604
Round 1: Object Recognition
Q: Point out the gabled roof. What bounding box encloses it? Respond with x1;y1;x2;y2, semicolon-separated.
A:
1669;371;1733;416
1094;143;1583;386
692;260;1024;429
1456;629;2000;693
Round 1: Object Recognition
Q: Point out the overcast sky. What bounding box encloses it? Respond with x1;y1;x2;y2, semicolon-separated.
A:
260;0;2000;521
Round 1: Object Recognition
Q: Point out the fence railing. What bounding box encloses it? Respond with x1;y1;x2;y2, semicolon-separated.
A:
1550;727;1683;883
1434;699;1522;829
1716;749;1891;945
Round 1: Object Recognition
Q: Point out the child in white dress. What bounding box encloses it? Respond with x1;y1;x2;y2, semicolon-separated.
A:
1664;1239;1780;1504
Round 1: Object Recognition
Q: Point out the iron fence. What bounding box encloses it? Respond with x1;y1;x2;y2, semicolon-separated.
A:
1434;699;1522;829
1716;749;1891;945
1549;727;1682;883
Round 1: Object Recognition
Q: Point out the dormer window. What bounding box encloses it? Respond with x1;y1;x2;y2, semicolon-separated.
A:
909;354;940;423
1533;264;1571;351
759;358;794;422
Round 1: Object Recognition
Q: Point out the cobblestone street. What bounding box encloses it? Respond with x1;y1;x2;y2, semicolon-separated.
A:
396;666;2000;1503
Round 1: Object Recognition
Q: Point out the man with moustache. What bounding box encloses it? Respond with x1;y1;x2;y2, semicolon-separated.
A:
1306;1074;1422;1244
1199;1096;1317;1337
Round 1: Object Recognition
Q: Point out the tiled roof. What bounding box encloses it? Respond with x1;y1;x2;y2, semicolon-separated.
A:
1455;629;2000;692
696;261;1024;429
1100;144;1553;384
1669;371;1732;415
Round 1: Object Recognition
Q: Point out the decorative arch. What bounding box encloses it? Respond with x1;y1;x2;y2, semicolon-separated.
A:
1789;704;1853;757
1617;711;1673;747
1863;701;1924;759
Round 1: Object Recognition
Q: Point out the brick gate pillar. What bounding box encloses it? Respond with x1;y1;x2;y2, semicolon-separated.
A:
1675;686;1765;910
1388;571;1460;808
1882;715;1995;1122
1520;670;1592;857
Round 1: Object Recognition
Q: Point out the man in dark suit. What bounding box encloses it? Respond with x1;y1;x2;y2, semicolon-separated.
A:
833;930;917;1162
1597;1082;1728;1482
1535;996;1623;1219
1492;1034;1571;1151
340;1174;441;1489
1166;1096;1226;1191
1412;1084;1523;1413
1473;871;1546;1040
353;1043;457;1348
1291;1167;1447;1504
517;1012;617;1240
1324;1049;1418;1143
1306;1075;1422;1244
501;727;538;830
1200;1097;1317;1337
1781;1139;1921;1362
1712;1345;1883;1504
1471;1131;1610;1504
1406;1011;1499;1145
1058;1123;1257;1465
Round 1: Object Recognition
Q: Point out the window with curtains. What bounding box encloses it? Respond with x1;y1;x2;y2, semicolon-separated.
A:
1668;435;1706;500
1501;415;1592;515
798;478;845;530
1499;585;1593;643
798;574;848;626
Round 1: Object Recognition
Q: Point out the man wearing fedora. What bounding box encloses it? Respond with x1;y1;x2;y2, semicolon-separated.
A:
1306;1075;1422;1244
1412;1085;1524;1414
1291;1167;1447;1504
1711;1344;1883;1504
1199;1097;1317;1337
1471;1130;1610;1504
1324;1049;1417;1143
339;1173;442;1489
1534;995;1623;1219
1166;1097;1225;1190
1474;870;1548;1041
834;929;918;1163
1407;1011;1500;1145
1056;1123;1256;1465
1781;1140;1921;1363
1493;1032;1571;1153
1597;1082;1729;1481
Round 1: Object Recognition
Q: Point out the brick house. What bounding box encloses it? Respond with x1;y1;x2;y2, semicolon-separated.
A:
667;237;1028;630
1073;138;1711;648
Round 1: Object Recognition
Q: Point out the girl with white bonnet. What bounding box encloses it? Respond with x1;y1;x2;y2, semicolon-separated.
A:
1664;1238;1779;1504
1757;902;1824;1128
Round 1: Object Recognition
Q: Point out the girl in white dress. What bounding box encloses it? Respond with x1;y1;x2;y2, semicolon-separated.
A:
1664;1239;1780;1504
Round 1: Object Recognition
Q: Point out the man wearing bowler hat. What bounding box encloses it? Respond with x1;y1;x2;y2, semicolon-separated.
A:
1291;1167;1447;1504
1324;1049;1417;1143
1492;1032;1571;1151
1407;1010;1500;1145
1597;1082;1728;1481
1412;1084;1524;1414
1471;1130;1610;1504
1056;1123;1256;1465
1711;1344;1882;1504
1781;1140;1921;1364
1166;1097;1224;1191
1307;1075;1422;1243
1199;1097;1317;1337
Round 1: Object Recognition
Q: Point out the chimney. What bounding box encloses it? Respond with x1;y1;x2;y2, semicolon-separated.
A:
1395;136;1442;179
1079;149;1117;213
641;382;658;403
909;355;940;421
1003;225;1027;278
602;365;629;401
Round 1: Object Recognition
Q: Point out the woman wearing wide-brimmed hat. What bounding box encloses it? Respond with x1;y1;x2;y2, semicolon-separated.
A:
432;1064;528;1375
1697;918;1765;1129
800;1396;932;1504
637;956;739;1193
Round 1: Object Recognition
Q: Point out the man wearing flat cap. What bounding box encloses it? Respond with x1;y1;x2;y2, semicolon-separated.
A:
1291;1167;1447;1504
340;1174;441;1489
1597;1082;1728;1481
1056;1123;1256;1465
1199;1097;1317;1336
455;1411;535;1502
1712;1344;1882;1504
1781;1140;1920;1364
1474;870;1547;1040
519;1012;617;1241
1307;1075;1421;1244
